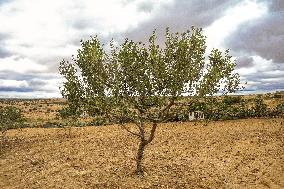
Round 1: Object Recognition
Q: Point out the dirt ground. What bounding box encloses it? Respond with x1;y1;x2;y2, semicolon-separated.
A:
0;118;283;189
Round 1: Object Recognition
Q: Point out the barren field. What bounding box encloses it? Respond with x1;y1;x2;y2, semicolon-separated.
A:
0;118;283;189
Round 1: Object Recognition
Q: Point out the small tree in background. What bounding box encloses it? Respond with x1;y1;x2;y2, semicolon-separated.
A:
0;106;24;149
59;27;241;174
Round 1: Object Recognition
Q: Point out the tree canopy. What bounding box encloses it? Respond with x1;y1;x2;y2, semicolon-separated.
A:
60;27;240;120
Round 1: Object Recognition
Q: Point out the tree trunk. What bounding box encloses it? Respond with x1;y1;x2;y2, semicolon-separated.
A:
135;122;158;175
136;139;146;175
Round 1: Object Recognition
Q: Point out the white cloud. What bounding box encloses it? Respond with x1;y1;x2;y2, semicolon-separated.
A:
29;77;62;93
0;56;47;73
0;0;282;97
237;55;284;92
0;0;173;72
0;79;28;88
0;0;169;53
205;0;268;50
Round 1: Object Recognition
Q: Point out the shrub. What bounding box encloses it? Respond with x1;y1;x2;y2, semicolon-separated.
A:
0;106;25;134
0;106;25;150
58;107;80;118
89;116;108;126
252;95;268;117
273;93;282;99
223;96;243;105
43;121;55;128
275;102;284;117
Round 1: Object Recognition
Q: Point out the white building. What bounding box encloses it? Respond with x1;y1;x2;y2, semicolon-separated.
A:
188;111;204;121
80;111;89;118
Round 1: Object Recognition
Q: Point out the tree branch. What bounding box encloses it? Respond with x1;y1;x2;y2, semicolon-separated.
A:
108;112;138;125
136;112;146;140
174;100;194;108
158;97;176;118
108;112;142;138
120;123;141;138
145;121;157;145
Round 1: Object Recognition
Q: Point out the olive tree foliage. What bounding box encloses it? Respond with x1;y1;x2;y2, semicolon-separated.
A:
0;106;24;150
0;106;24;134
59;27;240;174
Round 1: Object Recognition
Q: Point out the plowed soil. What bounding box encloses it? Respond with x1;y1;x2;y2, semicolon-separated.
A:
1;118;283;189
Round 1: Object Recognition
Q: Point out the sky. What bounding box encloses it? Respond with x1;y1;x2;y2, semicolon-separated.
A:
0;0;283;98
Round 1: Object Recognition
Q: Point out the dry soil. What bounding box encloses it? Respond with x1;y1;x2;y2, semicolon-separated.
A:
0;118;283;189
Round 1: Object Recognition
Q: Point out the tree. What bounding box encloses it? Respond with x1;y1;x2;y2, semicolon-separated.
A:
59;27;241;174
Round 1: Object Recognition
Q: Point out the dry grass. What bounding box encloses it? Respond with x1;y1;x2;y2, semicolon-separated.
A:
0;99;65;125
1;118;283;189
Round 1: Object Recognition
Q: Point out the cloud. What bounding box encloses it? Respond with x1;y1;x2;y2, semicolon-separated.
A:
237;56;284;92
0;56;47;73
225;0;284;63
236;56;254;68
0;91;60;98
137;1;154;13
0;47;11;58
204;0;267;50
123;0;241;43
0;0;283;97
0;79;32;92
0;79;28;88
261;0;284;12
0;0;10;6
257;82;284;91
0;0;171;72
0;86;33;92
28;78;61;93
0;72;62;97
0;32;11;58
217;0;284;93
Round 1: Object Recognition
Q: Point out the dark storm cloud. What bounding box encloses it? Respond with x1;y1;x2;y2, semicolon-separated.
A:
226;0;284;63
0;86;33;92
123;0;240;42
236;56;254;68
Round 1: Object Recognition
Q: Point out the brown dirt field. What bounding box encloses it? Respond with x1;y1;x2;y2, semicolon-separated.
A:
1;118;283;189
